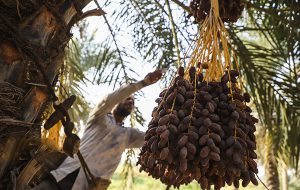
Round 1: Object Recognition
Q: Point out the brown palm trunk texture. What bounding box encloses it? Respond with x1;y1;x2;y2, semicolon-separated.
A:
266;146;280;190
0;0;94;188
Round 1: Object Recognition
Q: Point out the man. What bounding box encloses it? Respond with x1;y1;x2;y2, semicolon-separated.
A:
33;69;163;190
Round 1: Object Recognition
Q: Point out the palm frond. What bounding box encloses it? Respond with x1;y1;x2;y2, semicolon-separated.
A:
230;28;300;171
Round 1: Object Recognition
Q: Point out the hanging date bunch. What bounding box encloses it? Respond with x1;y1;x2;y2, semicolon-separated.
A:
189;0;244;23
138;0;259;189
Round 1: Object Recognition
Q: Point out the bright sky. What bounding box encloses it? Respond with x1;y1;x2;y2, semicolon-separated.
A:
75;2;168;133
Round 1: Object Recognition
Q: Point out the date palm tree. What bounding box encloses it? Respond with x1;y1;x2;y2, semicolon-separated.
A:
0;0;299;189
102;0;299;189
0;0;104;188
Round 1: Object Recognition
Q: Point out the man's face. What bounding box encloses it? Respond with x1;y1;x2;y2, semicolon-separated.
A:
114;97;135;118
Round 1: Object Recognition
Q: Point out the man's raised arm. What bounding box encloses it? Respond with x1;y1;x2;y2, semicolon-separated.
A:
87;69;163;126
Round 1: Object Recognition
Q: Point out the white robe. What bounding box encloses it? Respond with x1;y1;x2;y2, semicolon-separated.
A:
51;82;145;190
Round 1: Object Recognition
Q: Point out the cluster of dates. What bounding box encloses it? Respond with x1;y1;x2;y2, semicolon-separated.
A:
137;66;258;189
189;0;244;23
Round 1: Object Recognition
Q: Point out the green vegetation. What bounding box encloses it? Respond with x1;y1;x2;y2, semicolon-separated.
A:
108;166;264;190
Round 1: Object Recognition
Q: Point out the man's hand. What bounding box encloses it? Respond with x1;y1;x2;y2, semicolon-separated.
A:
142;69;164;86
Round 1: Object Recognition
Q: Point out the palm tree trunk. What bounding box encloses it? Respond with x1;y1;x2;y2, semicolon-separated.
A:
265;145;280;190
0;0;93;188
281;164;288;190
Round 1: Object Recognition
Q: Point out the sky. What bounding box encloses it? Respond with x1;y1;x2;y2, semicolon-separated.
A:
75;2;168;133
